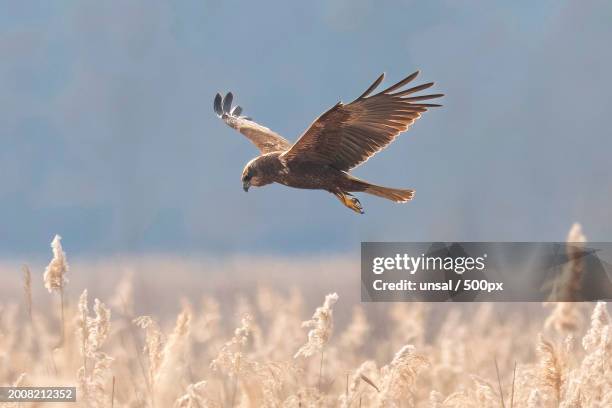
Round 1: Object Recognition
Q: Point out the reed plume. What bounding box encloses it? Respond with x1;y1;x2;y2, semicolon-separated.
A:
75;289;113;408
294;292;338;359
377;344;429;406
43;234;69;343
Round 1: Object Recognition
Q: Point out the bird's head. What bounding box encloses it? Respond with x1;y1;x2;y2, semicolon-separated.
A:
241;165;253;192
241;157;270;192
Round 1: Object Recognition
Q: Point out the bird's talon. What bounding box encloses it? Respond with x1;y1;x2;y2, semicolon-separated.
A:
350;198;364;214
334;192;364;214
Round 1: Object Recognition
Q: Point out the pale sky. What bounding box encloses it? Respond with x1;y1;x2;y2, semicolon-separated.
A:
2;1;611;257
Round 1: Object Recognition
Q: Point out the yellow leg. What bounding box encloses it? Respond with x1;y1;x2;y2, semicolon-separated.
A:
333;191;364;214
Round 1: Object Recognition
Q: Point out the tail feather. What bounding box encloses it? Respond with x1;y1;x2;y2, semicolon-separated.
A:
363;184;415;203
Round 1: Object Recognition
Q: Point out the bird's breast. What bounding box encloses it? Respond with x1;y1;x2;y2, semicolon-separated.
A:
274;161;343;190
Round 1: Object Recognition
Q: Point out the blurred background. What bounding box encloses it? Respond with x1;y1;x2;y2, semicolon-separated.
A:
2;0;611;261
2;6;610;404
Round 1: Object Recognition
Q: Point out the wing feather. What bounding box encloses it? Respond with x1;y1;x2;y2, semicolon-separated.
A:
377;70;420;95
231;105;242;116
282;72;442;170
213;92;291;154
213;93;223;116
356;73;386;99
222;92;233;113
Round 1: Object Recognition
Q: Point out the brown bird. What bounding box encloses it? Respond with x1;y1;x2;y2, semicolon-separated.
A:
213;71;443;214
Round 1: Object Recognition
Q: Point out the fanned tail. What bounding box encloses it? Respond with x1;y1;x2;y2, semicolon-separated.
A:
363;184;415;203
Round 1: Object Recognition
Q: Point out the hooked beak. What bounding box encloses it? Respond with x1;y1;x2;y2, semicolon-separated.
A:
243;180;250;192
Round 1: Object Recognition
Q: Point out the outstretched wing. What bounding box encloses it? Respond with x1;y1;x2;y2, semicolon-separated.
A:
214;92;291;154
282;71;443;171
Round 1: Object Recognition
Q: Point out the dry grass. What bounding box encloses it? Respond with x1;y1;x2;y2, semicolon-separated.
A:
0;230;610;407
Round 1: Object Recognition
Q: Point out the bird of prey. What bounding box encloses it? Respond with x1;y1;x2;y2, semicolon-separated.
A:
213;71;442;214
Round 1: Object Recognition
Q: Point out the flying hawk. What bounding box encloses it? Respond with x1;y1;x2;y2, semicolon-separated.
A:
213;71;442;214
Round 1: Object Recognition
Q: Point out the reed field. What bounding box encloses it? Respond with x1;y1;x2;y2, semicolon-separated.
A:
0;225;610;407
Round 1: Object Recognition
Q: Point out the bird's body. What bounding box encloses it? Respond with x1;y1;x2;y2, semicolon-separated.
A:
214;71;443;213
245;152;353;190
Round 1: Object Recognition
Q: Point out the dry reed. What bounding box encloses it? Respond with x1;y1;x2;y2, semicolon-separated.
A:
0;227;609;407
